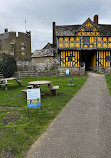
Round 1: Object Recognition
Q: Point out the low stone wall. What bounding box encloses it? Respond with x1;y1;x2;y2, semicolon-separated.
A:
17;61;35;71
15;57;60;78
15;71;38;78
0;73;3;78
58;67;85;76
94;66;111;74
32;57;54;71
94;67;105;73
0;59;59;79
17;58;59;71
15;70;58;78
2;64;111;79
105;67;111;74
16;67;85;78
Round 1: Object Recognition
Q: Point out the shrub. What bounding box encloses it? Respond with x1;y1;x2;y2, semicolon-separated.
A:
0;54;17;78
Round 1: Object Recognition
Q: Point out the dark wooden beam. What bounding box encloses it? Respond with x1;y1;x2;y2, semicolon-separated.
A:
53;22;56;48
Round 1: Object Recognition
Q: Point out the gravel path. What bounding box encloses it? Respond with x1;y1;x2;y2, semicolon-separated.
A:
25;72;111;158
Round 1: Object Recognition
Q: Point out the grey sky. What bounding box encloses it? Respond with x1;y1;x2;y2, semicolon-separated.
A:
0;0;111;51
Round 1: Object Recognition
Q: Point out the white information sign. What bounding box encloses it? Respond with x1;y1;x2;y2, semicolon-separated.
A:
66;69;69;76
27;88;41;108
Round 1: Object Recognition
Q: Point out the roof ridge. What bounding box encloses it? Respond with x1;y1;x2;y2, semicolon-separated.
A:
55;20;111;36
99;24;111;26
56;24;81;27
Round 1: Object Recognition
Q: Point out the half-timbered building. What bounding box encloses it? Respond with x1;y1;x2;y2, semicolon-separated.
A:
53;15;111;74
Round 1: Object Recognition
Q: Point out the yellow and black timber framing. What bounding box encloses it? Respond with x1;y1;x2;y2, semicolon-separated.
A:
53;15;111;74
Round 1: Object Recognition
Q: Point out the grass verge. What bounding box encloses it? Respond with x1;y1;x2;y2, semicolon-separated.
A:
0;75;88;158
105;74;111;95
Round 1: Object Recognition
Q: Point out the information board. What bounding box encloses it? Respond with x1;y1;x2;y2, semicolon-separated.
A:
66;69;69;76
27;88;41;108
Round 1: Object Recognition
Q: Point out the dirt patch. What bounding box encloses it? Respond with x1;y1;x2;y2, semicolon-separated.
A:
4;115;21;125
2;151;15;158
47;111;54;114
0;106;23;109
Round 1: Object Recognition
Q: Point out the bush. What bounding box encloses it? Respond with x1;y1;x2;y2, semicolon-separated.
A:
0;54;17;78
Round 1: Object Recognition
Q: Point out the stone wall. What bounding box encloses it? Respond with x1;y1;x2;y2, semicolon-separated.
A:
0;59;85;79
0;30;31;61
93;66;111;74
15;70;59;78
58;67;85;76
16;58;59;78
105;67;111;74
0;55;59;79
32;57;54;72
3;55;111;78
2;60;111;79
94;67;105;73
0;73;3;78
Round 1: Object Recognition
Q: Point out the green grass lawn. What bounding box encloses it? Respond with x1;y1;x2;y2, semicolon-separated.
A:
0;75;88;158
105;74;111;95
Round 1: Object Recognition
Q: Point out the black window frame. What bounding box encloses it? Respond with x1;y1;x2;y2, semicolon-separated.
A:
84;27;93;32
106;56;111;62
83;36;90;45
68;55;72;62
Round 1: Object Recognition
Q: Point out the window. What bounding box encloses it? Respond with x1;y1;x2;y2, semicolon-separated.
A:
83;37;90;45
68;55;72;61
106;56;111;62
84;27;93;32
10;42;15;51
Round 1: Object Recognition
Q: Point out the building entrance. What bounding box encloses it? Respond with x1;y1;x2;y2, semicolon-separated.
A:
79;51;96;71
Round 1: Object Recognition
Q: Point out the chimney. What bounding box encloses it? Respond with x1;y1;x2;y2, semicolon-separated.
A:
53;22;56;48
93;15;98;25
4;28;8;33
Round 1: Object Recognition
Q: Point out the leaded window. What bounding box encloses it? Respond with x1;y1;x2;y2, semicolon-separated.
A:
83;37;90;45
84;27;93;32
68;55;72;61
106;56;111;62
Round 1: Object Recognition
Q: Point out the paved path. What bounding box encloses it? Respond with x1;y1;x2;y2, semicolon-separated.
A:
25;72;111;158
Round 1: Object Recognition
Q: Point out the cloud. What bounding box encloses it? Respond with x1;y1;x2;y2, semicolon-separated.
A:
0;0;111;51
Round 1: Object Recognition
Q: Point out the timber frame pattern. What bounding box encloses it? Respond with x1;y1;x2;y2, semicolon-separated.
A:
53;15;111;71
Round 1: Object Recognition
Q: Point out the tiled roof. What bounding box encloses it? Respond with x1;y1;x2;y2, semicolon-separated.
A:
55;25;81;36
31;48;54;58
43;42;53;49
55;22;111;36
98;24;111;36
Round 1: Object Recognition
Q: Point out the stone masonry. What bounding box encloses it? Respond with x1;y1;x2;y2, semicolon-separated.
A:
0;29;31;61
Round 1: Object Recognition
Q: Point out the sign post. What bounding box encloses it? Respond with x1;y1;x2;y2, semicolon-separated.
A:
66;69;69;76
27;88;41;116
66;69;75;86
